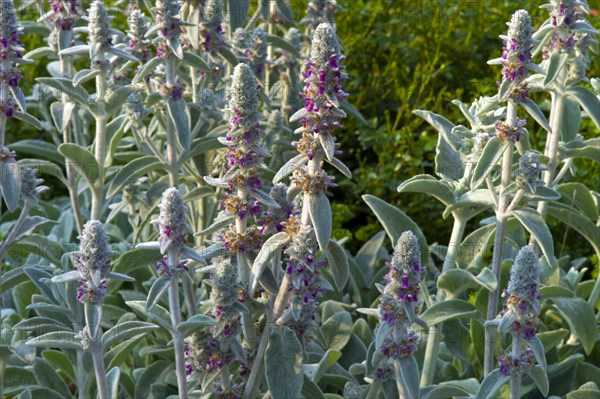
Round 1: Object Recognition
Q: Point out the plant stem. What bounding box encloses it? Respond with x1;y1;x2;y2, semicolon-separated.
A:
168;275;188;398
484;101;517;376
420;215;466;387
91;349;108;399
393;360;410;398
91;66;108;221
85;303;108;399
510;334;521;399
76;351;87;399
535;93;565;221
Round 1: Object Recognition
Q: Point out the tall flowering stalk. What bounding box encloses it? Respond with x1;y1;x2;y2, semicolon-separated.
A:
484;10;536;376
185;257;248;395
359;231;424;398
532;0;598;245
51;221;132;399
479;246;546;399
272;19;349;342
42;0;84;233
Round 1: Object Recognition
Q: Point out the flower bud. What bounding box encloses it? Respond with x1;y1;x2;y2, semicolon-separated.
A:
75;220;112;303
154;187;190;254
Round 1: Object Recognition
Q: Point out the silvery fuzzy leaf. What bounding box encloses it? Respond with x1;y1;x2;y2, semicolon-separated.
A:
37;77;90;107
0;160;21;212
167;99;191;150
169;37;184;59
326;240;349;291
497;79;511;102
510;207;557;276
567;86;600;130
10;86;27;112
23;46;54;59
527;366;549;397
475;369;509;399
13;112;42;130
442;189;495;219
73;69;100;87
273;154;307;183
107;47;140;63
452;99;476;127
181;246;206;264
181;51;211;72
521;98;551;132
58;44;89;56
560;97;582;142
289;107;308;123
58;29;71;51
395;356;420;399
106;272;135;282
528;335;547;369
133;57;161;83
398;174;454;206
50;102;75;133
413;109;461;150
50;270;80;283
325;157;351;178
319;132;335;161
308;191;332;251
229;339;246;363
497;312;517;334
544;51;568;88
135;242;160;250
356;308;380;318
203;176;229;188
26;332;82;350
265;327;304;399
195;215;234;237
470;136;506;191
249;232;290;295
146;276;171;310
251;188;280;208
434;132;464;180
57;143;100;184
102;321;159;348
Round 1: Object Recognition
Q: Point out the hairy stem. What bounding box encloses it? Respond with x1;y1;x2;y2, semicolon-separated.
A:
393;360;410;398
421;215;466;387
484;101;516;376
91;67;108;221
91;349;108;399
168;275;189;398
510;334;521;399
84;303;108;399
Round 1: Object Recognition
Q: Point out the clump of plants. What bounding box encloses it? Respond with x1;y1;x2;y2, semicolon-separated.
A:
0;1;598;399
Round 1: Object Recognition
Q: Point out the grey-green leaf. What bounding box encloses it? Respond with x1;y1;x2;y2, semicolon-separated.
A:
0;160;21;212
527;366;549;397
58;143;100;184
326;240;349;291
398;174;455;206
396;356;420;399
107;156;164;197
176;314;216;336
475;369;509;399
567;86;600;129
521;98;551;132
471;136;506;190
551;297;596;355
102;321;159;347
146;276;171;311
265;326;304;399
510;207;557;277
420;299;482;326
362;194;429;265
167;99;191;150
106;367;121;399
250;232;290;294
308;191;332;251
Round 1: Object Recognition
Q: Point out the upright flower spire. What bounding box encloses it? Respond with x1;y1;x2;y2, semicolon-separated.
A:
0;0;26;121
74;221;113;303
489;9;538;102
153;187;192;255
155;0;185;59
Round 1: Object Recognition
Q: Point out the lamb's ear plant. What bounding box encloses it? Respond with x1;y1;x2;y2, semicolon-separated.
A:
478;245;548;399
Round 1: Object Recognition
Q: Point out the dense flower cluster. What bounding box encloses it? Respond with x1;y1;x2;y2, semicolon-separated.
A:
247;27;268;78
74;221;113;303
127;9;152;62
261;183;297;234
495;246;542;376
0;0;26;119
378;231;424;327
88;1;113;62
294;23;348;139
280;220;328;343
152;188;191;255
540;0;597;83
45;0;79;31
498;347;536;377
515;151;547;194
208;257;247;339
500;246;541;339
185;334;233;376
495;117;526;143
154;0;185;58
199;0;224;54
301;0;339;35
20;167;46;205
489;10;536;102
205;63;269;253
